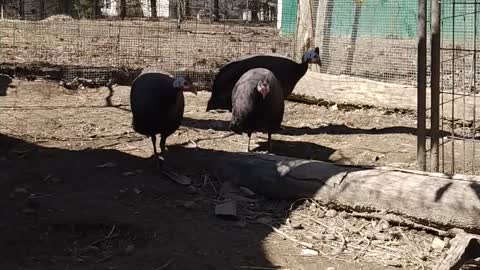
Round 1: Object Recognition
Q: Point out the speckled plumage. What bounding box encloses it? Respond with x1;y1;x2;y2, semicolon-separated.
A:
229;68;285;152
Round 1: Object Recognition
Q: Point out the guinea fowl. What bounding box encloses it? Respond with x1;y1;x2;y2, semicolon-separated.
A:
207;47;321;112
229;68;284;153
130;67;196;165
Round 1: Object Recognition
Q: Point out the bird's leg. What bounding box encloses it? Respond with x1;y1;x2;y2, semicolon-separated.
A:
151;135;162;168
160;135;167;156
246;133;252;153
151;135;158;158
267;133;272;153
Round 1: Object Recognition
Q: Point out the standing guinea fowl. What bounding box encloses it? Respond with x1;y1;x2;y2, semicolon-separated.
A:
207;47;321;112
130;67;196;164
229;68;284;153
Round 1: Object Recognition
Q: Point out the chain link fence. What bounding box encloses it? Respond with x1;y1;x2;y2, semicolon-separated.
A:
314;0;419;86
0;0;297;89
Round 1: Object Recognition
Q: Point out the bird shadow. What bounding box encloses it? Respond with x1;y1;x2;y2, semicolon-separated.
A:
0;74;13;96
252;139;336;162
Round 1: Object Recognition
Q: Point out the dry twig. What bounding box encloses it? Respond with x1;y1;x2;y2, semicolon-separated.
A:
258;221;314;249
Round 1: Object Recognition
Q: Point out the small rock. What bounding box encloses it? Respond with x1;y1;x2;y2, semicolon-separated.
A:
22;208;36;215
316;210;326;218
124;244;135;255
9;193;15;200
378;219;390;232
122;171;135;176
14;187;28;194
374;233;392;241
300;248;319;256
214;200;237;217
83;245;100;254
325;209;337;218
325;233;336;241
443;236;451;247
163;170;192;186
96;162;117;168
235;220;247;228
288;220;304;230
185;185;198;194
431;237;445;251
183;201;198;209
133;188;142;195
326;267;335;270
339;211;348;218
256;217;272;224
239;186;255;197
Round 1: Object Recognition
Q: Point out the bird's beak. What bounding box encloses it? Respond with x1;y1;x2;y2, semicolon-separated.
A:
313;58;322;66
188;86;197;95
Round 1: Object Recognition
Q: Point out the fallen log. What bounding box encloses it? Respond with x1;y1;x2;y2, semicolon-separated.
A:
169;148;480;234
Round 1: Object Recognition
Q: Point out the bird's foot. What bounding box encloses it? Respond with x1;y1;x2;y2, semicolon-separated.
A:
151;154;165;169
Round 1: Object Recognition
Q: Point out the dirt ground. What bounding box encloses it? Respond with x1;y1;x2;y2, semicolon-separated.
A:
1;78;461;270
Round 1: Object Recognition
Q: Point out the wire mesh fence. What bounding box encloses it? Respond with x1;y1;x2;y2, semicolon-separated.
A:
314;0;419;86
0;0;297;89
435;0;480;175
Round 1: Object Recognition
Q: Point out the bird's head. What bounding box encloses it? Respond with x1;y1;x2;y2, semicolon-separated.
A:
256;79;270;100
303;47;322;66
173;75;197;95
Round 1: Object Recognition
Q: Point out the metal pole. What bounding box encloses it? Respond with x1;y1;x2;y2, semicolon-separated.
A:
431;0;441;172
417;0;427;171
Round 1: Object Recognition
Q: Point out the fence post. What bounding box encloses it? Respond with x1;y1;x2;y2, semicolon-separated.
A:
417;0;427;171
296;0;314;62
430;0;441;172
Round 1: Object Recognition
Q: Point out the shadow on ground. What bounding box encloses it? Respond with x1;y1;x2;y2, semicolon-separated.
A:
0;74;13;96
0;134;427;270
182;117;450;137
252;139;336;161
0;134;275;269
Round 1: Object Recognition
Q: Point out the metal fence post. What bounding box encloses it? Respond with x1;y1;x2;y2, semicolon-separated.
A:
431;0;441;172
417;0;427;171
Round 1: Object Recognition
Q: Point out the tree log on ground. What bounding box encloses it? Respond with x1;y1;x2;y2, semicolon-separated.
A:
169;148;480;234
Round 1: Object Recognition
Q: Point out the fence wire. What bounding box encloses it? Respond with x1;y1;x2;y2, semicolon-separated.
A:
0;0;296;88
314;0;418;86
436;0;480;175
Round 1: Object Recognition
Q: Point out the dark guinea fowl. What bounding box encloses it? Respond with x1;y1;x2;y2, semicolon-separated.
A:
229;68;285;153
130;68;196;165
207;47;321;112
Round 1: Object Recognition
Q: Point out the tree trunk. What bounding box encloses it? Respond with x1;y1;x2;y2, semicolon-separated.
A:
150;0;157;18
167;148;480;234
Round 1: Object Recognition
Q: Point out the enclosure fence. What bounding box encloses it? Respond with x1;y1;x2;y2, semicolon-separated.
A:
3;0;480;176
0;0;297;88
314;0;419;86
414;0;480;176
